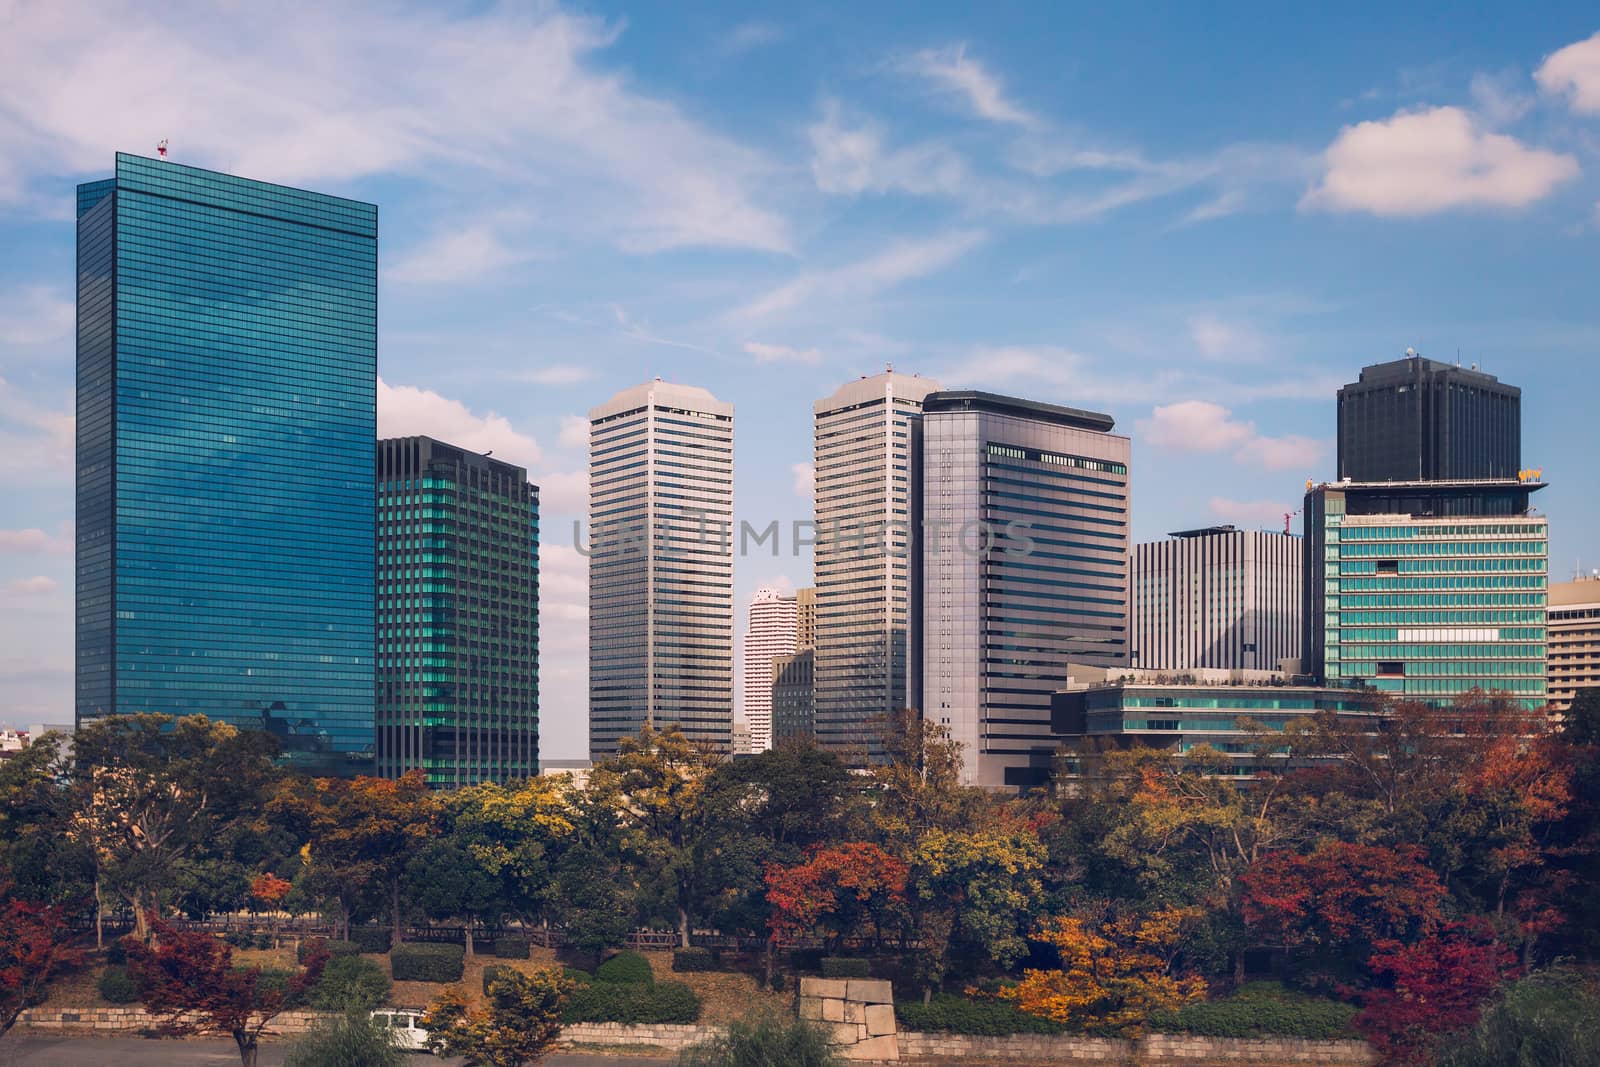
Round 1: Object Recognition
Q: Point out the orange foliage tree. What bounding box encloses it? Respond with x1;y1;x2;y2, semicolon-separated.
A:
765;842;909;953
1000;905;1207;1035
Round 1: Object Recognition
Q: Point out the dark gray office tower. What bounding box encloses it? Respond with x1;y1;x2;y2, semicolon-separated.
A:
1337;354;1521;482
377;437;539;787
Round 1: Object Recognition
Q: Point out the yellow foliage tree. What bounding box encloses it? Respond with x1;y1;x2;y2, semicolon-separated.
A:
999;906;1207;1035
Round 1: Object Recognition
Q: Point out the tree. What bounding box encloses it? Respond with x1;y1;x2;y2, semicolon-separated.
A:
765;842;909;953
906;825;1045;1002
124;917;329;1067
999;905;1208;1035
0;889;84;1037
547;842;634;971
445;776;576;930
285;1009;403;1067
403;840;501;956
423;966;574;1067
71;714;279;941
587;725;723;947
0;734;92;910
868;710;983;848
1240;842;1448;983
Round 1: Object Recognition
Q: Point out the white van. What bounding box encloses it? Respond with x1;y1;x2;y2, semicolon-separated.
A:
371;1008;431;1052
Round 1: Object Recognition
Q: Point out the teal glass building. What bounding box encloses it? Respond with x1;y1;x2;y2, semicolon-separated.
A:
1303;479;1548;709
76;153;377;772
376;437;539;787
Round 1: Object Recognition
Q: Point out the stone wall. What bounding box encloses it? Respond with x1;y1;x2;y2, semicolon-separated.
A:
799;977;899;1061
18;1007;330;1035
560;1021;722;1051
898;1031;1375;1065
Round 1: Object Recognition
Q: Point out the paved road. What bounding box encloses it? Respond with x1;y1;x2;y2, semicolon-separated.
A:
1;1037;676;1066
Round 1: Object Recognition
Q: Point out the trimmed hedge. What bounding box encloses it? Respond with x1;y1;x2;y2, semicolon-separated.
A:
1148;983;1359;1040
310;955;391;1011
563;979;701;1025
391;943;466;983
788;949;825;974
563;966;594;986
98;965;139;1004
350;927;393;954
492;936;530;960
672;947;717;973
298;939;361;963
595;950;654;985
820;957;870;979
896;993;1068;1036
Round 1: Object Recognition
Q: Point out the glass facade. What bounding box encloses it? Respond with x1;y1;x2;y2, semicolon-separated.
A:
75;153;376;772
377;437;538;787
1304;482;1548;709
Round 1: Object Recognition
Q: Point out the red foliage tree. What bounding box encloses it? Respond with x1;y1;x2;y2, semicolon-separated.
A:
0;894;83;1036
1241;842;1448;975
765;842;909;952
1354;919;1516;1066
123;917;329;1067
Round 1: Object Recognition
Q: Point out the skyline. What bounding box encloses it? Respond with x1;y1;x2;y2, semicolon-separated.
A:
5;5;1600;760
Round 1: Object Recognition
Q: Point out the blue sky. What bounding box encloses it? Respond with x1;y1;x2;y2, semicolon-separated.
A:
2;2;1599;758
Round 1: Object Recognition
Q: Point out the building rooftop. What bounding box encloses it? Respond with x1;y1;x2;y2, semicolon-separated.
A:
922;390;1116;433
591;379;732;421
1346;354;1518;394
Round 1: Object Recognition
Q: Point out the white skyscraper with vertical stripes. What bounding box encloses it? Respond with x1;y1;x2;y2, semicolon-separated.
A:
742;587;798;753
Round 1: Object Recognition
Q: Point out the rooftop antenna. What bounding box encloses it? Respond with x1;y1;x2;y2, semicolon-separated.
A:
156;139;169;159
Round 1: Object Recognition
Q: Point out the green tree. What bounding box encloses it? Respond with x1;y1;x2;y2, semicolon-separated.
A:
445;776;577;930
403;840;502;956
423;966;574;1067
548;842;634;971
868;710;984;849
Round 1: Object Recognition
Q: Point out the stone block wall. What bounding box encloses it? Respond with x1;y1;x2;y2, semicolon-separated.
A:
896;1031;1375;1065
560;1021;722;1051
799;977;899;1061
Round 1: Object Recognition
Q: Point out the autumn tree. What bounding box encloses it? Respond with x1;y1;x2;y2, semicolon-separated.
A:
124;917;329;1067
0;888;84;1037
587;725;723;947
423;966;574;1067
765;842;909;953
907;825;1045;1002
869;710;985;849
1000;905;1208;1035
445;775;576;929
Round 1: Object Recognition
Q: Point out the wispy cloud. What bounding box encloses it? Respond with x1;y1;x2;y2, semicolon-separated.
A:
387;226;535;285
1187;314;1271;363
1302;106;1577;216
0;376;72;488
557;414;589;450
7;576;57;597
0;525;72;556
377;378;541;467
522;365;593;386
1139;400;1324;472
791;463;815;500
900;44;1036;126
0;4;790;252
0;286;73;346
611;304;725;359
730;230;984;322
716;21;784;56
744;341;824;365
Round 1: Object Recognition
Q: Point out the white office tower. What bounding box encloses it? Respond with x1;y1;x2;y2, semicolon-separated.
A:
1132;526;1303;672
813;371;942;763
588;381;734;758
919;391;1131;790
742;587;798;752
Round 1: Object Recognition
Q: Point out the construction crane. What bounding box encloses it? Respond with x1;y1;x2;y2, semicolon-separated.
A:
1284;504;1303;535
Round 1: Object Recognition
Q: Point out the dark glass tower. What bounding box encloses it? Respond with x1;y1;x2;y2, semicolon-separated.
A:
1337;355;1521;482
377;437;539;786
75;153;376;772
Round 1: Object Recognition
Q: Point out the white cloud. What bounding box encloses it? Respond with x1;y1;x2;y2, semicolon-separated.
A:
532;468;588;518
716;22;784;56
1535;31;1600;114
1468;71;1533;127
1139;400;1324;472
0;525;71;555
0;377;73;488
791;463;815;500
1209;497;1295;530
0;3;789;253
377;378;541;467
743;341;823;365
808;102;967;198
939;345;1184;406
1302;106;1578;216
1187;314;1270;362
387;227;533;285
557;415;590;451
7;576;57;596
731;230;984;322
0;286;73;346
611;304;724;359
901;44;1036;126
522;365;592;386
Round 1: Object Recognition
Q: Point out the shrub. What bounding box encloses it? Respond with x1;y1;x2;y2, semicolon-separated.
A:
1148;983;1359;1040
897;993;1068;1036
350;926;393;954
596;950;654;985
493;936;530;960
223;930;253;949
391;943;466;983
1435;969;1600;1067
285;1010;403;1067
563;966;594;986
253;932;275;950
788;949;824;973
672;947;717;973
98;965;139;1004
299;939;360;963
677;1011;840;1067
820;957;869;979
563;979;701;1024
483;963;515;995
105;939;128;966
311;955;391;1012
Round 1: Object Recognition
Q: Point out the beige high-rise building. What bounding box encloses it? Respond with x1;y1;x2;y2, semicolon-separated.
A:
742;587;798;752
1550;577;1600;712
813;371;942;763
588;380;734;758
795;587;817;650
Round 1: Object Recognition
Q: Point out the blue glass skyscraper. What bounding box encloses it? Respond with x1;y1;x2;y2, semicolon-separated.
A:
76;153;377;772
